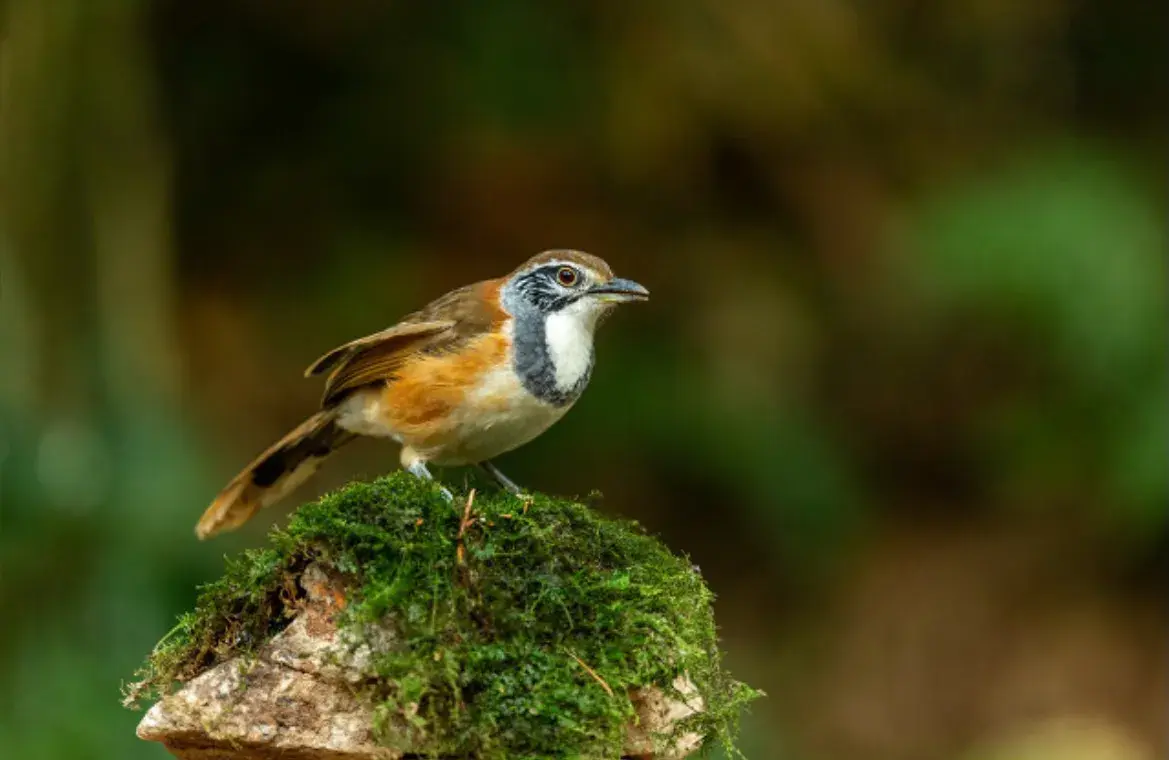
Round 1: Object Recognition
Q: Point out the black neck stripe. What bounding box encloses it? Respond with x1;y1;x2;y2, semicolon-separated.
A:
511;314;593;407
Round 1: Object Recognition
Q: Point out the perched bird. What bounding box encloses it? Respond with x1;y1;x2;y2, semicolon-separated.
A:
196;250;648;539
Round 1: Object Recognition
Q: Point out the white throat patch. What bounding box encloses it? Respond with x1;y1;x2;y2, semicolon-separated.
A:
543;299;603;392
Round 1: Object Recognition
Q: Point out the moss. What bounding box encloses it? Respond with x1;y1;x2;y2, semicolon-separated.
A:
127;473;760;758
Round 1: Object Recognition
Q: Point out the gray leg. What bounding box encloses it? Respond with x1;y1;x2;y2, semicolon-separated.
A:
407;459;453;501
479;460;523;495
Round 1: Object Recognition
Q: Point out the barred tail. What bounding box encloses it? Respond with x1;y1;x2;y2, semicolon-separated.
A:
196;410;354;539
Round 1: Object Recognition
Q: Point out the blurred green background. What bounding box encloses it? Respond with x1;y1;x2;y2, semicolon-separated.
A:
0;1;1165;758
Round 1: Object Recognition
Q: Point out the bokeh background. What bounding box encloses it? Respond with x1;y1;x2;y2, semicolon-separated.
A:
1;2;1165;758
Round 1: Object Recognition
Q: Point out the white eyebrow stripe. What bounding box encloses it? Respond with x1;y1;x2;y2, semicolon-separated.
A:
519;261;605;280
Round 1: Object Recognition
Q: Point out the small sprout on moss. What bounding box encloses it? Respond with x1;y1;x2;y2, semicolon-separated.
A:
126;472;761;759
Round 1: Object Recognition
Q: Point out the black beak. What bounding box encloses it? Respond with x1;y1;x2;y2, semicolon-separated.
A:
589;277;650;302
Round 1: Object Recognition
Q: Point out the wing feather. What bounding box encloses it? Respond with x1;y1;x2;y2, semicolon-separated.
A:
308;279;507;408
304;320;454;378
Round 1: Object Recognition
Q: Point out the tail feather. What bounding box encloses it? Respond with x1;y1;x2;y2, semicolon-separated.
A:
196;410;355;539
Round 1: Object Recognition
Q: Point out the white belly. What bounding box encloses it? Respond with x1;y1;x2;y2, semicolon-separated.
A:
429;366;571;465
333;365;573;466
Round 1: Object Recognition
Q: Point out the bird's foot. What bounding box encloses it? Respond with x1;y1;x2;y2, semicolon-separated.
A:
479;460;525;496
407;459;454;501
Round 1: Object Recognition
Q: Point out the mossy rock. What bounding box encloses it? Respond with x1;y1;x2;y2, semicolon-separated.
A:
127;473;759;759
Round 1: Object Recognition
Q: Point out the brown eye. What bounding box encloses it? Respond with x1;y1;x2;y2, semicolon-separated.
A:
556;267;579;286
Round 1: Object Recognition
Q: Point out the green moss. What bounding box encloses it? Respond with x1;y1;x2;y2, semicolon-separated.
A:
126;473;760;759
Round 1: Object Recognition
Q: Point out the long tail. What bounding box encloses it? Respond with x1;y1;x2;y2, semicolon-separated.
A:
196;410;355;539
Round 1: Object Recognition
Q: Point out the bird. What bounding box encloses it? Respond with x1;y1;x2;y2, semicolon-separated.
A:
195;250;649;539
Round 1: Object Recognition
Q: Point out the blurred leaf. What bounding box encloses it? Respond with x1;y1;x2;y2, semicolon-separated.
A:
901;144;1168;534
908;144;1164;388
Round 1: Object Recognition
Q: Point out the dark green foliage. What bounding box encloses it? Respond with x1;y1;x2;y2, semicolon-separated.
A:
127;474;759;759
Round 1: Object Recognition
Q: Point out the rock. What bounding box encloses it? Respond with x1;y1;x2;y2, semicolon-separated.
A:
626;675;706;760
137;562;706;759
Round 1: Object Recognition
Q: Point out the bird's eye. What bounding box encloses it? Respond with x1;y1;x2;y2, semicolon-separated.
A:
556;267;579;287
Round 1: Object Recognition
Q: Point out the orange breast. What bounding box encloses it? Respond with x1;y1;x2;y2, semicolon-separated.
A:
377;331;511;447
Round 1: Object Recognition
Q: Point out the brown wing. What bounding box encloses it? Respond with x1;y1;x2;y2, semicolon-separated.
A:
305;321;454;378
311;279;506;407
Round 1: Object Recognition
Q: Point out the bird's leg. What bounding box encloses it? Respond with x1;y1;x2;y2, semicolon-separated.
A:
406;459;453;501
479;460;524;495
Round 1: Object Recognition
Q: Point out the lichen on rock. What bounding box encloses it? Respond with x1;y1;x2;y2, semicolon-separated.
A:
126;473;760;759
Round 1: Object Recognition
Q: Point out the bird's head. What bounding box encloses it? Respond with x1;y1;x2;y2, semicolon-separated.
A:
500;250;649;329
